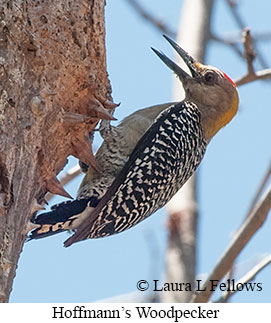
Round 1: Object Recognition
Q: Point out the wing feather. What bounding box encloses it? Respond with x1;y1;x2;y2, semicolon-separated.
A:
64;103;177;247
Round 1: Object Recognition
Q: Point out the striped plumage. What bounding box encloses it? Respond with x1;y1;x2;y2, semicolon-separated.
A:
79;101;206;240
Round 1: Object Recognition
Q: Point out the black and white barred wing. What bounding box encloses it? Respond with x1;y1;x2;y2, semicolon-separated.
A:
64;102;206;247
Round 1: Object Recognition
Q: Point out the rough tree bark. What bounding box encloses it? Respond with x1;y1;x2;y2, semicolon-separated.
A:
161;0;214;303
0;0;111;302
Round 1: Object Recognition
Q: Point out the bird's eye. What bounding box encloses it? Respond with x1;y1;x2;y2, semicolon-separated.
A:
203;71;216;84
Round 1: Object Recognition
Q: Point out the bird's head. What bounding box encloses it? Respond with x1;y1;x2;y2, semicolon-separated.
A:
152;35;239;141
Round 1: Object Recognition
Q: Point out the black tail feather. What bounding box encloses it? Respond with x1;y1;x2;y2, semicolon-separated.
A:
28;196;100;241
33;199;89;225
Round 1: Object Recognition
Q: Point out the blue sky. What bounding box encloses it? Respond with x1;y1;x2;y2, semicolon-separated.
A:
11;0;271;302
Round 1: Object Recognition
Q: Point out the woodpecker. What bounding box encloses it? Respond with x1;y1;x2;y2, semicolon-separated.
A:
29;102;175;239
30;35;239;246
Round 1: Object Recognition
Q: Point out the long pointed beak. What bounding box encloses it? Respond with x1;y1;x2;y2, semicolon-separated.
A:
151;47;192;81
151;35;200;81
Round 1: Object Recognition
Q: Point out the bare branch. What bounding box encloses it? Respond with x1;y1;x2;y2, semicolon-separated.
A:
191;185;271;303
236;255;271;285
246;163;271;218
211;33;243;58
242;28;256;75
215;254;271;303
234;29;271;86
212;30;271;45
220;266;235;303
204;164;270;303
214;163;271;301
254;31;271;42
212;29;271;65
224;0;269;68
235;68;271;86
125;0;176;37
225;0;246;30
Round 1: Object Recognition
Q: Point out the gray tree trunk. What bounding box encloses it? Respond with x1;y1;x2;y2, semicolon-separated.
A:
0;0;110;302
